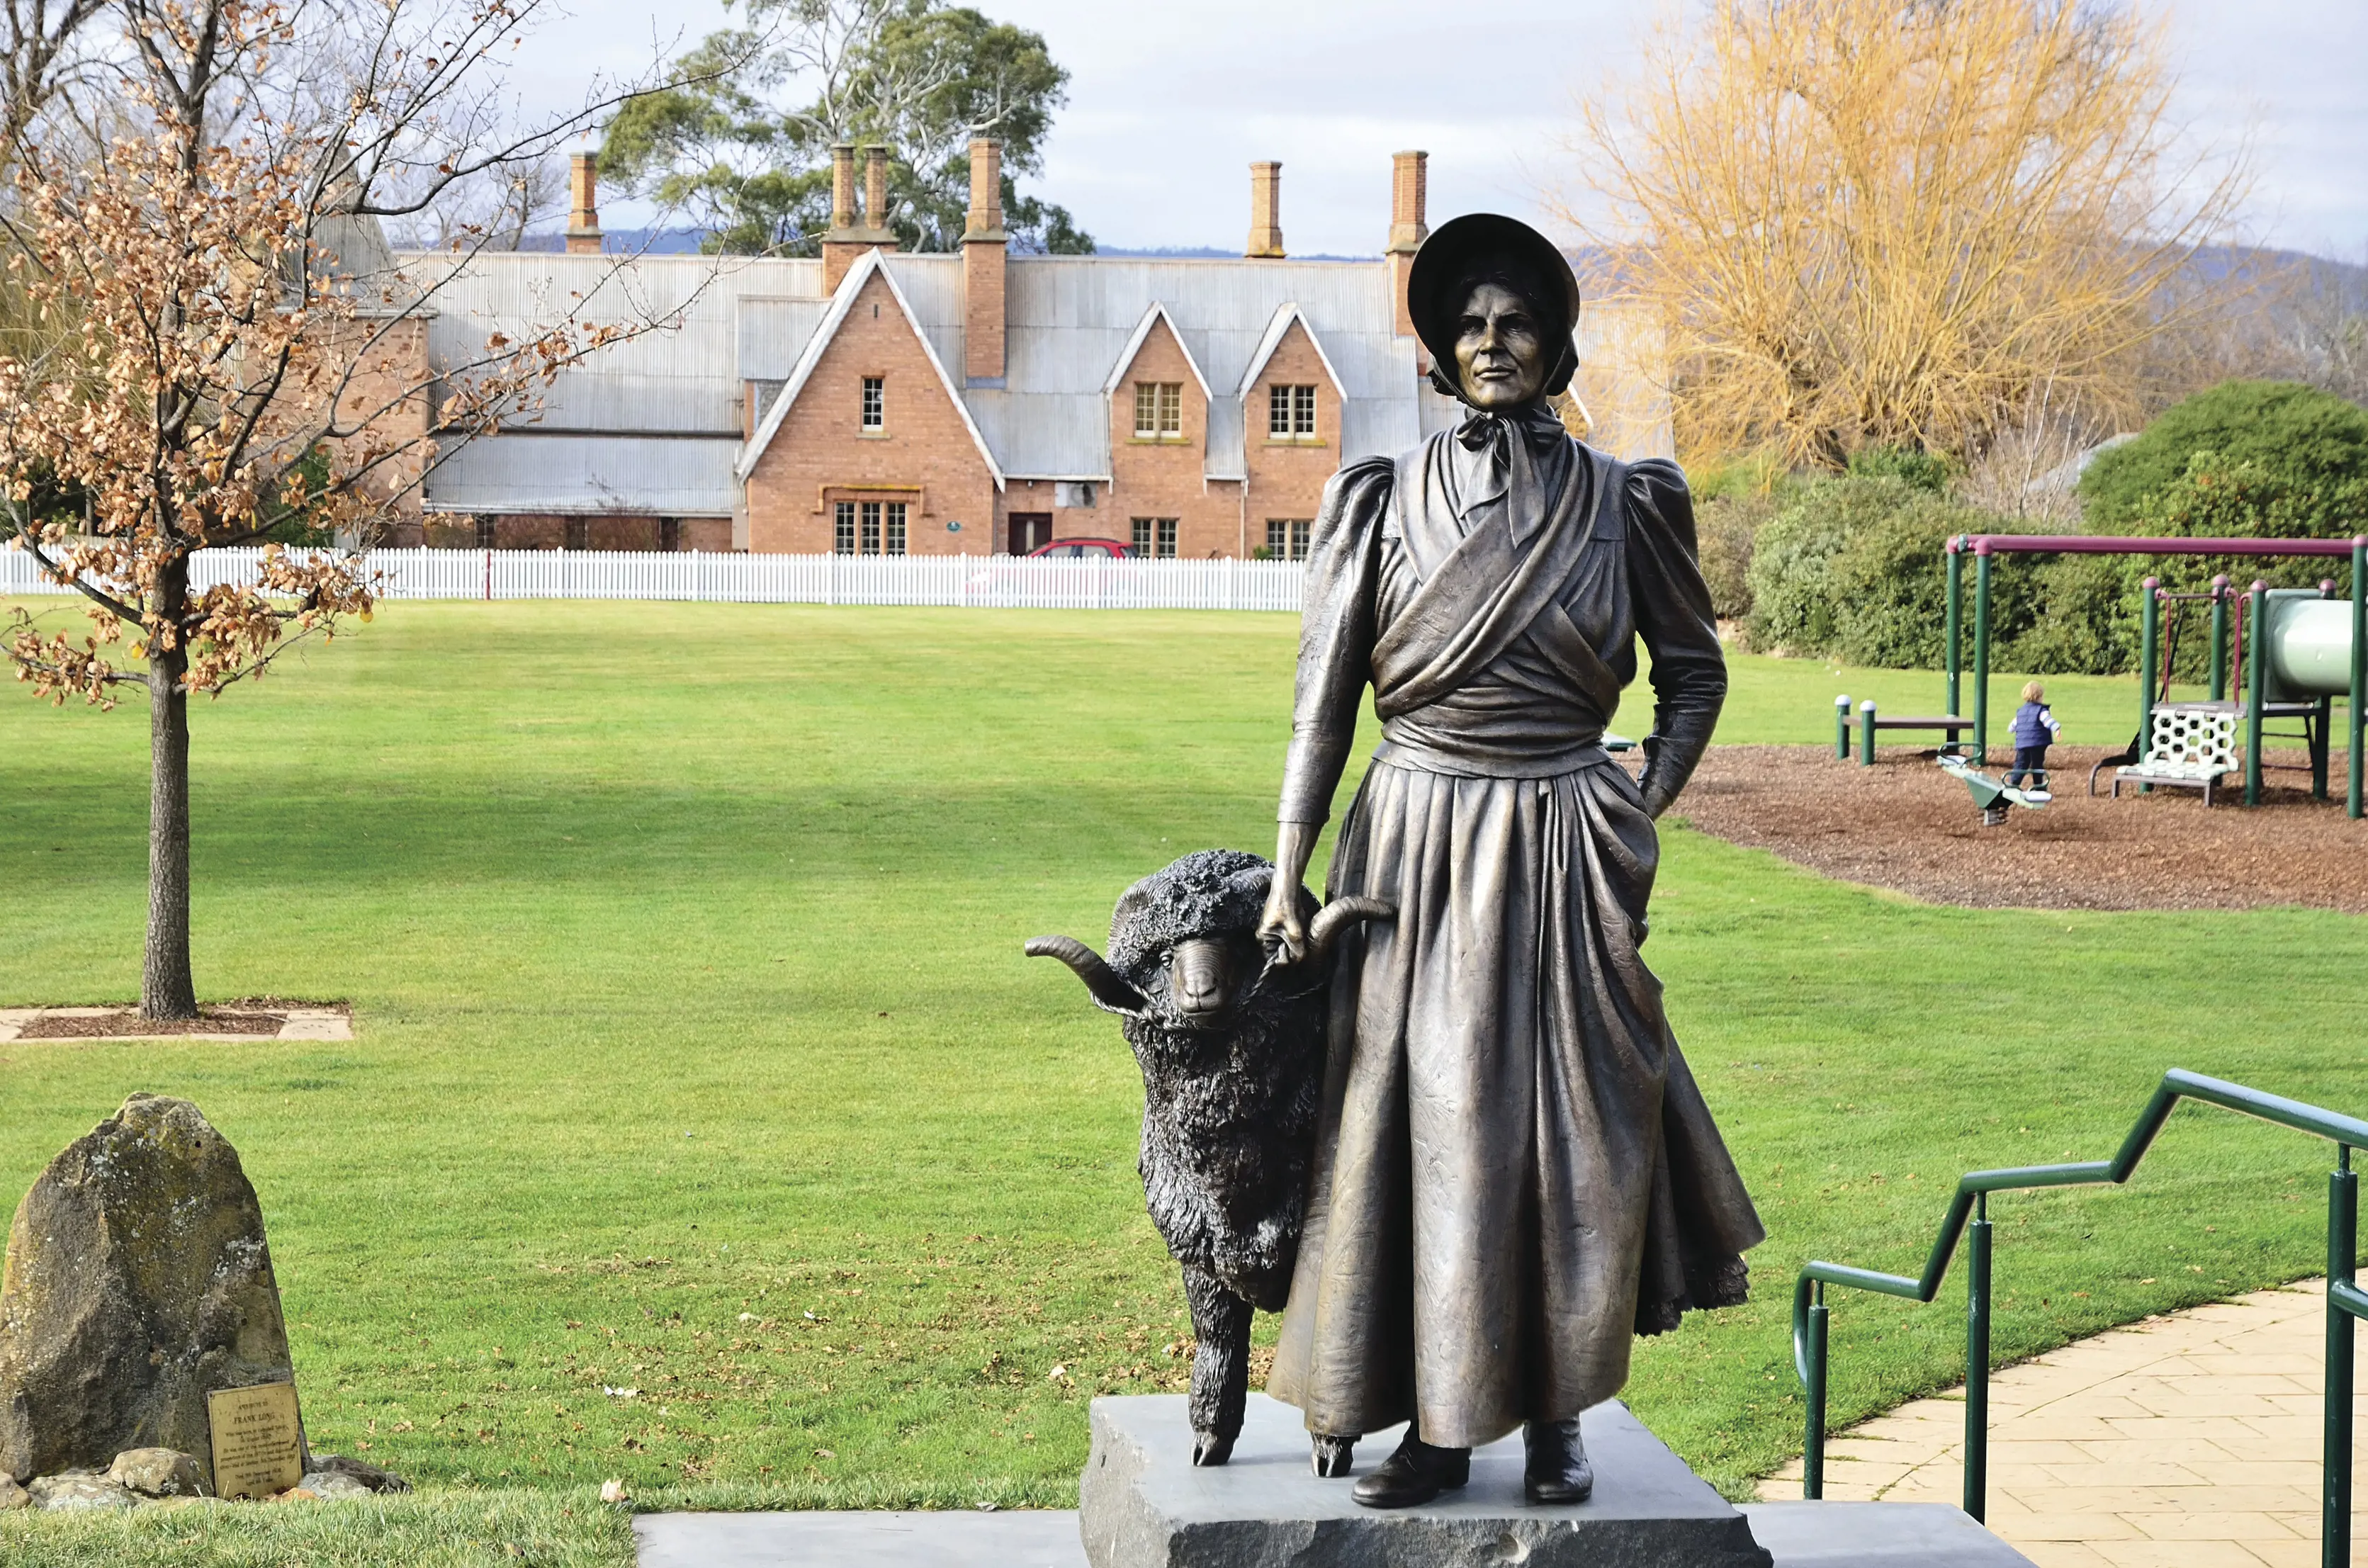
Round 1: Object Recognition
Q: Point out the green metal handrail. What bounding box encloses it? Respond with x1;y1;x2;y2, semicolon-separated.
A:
1793;1068;2368;1567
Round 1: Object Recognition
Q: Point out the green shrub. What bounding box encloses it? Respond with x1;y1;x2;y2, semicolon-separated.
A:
1847;444;1953;493
2133;450;2367;573
1742;475;2014;662
1742;480;1873;654
2078;380;2368;531
1997;555;2138;677
1693;490;1781;621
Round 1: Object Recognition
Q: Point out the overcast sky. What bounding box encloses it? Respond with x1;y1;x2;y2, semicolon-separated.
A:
539;0;2367;261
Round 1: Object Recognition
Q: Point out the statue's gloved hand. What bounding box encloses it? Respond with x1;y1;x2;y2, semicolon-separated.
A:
1637;710;1718;820
1258;821;1320;963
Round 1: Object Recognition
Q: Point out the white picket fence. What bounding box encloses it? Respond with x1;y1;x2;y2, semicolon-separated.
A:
1;546;1309;612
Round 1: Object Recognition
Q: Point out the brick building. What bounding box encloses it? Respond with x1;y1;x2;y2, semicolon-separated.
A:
402;147;1673;556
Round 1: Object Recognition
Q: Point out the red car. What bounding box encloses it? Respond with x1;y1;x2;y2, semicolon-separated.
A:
1024;538;1136;559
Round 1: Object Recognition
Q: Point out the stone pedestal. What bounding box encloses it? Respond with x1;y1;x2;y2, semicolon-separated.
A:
1081;1393;1774;1568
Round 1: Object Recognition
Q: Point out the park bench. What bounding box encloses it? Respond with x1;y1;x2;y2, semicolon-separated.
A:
1833;697;1971;763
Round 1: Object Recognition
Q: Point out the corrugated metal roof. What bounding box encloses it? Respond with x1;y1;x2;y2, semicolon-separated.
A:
424;433;739;516
405;252;797;437
396;243;1664;515
737;295;828;381
1205;395;1246;481
963;390;1112;480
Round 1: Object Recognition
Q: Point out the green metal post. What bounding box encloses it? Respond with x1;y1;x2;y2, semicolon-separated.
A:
1859;700;1877;767
2313;696;2331;801
1835;695;1851;760
2209;575;2230;702
1804;1285;1829;1500
2323;1151;2355;1568
2248;580;2268;807
2138;577;2160;757
1946;542;1964;725
2350;538;2363;821
1966;1195;1992;1523
1973;549;1992;764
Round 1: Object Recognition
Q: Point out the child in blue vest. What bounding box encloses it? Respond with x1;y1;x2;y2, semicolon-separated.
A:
2005;681;2062;789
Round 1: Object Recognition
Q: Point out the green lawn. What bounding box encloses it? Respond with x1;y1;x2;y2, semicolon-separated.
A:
1;599;2362;1566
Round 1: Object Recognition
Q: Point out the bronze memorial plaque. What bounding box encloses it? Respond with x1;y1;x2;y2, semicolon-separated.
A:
207;1381;305;1499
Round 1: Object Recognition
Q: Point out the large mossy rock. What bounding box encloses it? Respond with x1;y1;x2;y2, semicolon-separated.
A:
0;1094;297;1490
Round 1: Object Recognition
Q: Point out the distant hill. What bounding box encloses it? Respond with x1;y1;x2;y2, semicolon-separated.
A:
1097;244;1381;261
513;227;711;255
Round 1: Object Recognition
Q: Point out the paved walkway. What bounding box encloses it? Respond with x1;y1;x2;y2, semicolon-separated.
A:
1757;1282;2365;1567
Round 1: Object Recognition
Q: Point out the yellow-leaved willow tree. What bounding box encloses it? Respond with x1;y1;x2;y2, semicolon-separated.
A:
1;0;676;1019
1562;0;2252;468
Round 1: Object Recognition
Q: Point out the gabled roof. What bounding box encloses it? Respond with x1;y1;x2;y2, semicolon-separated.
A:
1234;302;1348;399
1100;302;1212;400
735;249;1004;489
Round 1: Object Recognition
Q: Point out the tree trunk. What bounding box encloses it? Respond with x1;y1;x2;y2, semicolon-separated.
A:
142;558;197;1021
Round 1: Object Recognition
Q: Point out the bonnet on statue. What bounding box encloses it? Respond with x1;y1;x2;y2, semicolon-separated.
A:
1404;212;1584;404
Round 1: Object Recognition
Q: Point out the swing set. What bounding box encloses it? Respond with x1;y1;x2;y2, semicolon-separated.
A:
1932;534;2367;819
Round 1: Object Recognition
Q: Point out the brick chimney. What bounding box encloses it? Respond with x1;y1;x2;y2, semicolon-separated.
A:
963;136;1008;384
823;142;899;291
1386;150;1428;354
565;150;602;256
1246;162;1285;259
830;142;857;231
864;145;891;235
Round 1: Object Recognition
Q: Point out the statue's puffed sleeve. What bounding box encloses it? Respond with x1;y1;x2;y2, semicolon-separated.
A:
1625;458;1725;818
1276;456;1394;825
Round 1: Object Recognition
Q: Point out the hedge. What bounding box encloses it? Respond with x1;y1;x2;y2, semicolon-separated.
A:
2079;380;2368;532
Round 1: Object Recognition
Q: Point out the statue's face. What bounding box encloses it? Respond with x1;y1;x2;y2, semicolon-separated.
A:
1452;281;1550;410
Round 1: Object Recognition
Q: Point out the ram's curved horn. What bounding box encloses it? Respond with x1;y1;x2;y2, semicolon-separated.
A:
1024;935;1149;1015
1304;896;1396;965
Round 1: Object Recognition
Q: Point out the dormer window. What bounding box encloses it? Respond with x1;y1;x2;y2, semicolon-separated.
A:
1134;381;1183;440
1268;383;1317;441
862;376;884;430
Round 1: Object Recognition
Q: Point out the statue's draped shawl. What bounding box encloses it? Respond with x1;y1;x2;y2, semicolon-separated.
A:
1264;407;1763;1448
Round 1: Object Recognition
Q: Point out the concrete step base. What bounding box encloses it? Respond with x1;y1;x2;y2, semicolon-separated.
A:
632;1396;2036;1567
635;1499;2037;1568
1081;1392;1770;1567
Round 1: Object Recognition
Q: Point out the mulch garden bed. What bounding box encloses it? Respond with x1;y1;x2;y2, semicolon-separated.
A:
20;1009;285;1039
1679;745;2366;913
8;998;350;1041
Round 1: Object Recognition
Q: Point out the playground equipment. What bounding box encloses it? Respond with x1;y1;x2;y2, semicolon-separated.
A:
1929;534;2366;820
1935;753;2049;824
2105;700;2240;806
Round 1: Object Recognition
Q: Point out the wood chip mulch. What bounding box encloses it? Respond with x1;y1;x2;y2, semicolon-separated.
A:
10;998;348;1040
19;1009;285;1039
1676;745;2367;913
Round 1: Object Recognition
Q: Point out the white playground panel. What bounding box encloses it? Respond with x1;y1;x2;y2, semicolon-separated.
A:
2114;701;2240;803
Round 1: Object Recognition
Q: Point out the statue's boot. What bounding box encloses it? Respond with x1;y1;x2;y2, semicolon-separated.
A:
1523;1416;1594;1504
1350;1431;1469;1508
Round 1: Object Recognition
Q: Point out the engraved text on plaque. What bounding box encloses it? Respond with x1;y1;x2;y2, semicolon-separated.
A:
207;1381;305;1499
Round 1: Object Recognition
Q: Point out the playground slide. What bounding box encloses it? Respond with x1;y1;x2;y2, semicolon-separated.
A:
2267;597;2356;698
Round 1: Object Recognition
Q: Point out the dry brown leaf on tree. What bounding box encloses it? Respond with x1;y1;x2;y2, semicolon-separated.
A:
0;0;726;1018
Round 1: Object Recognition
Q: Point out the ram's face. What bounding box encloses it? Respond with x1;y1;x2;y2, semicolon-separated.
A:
1151;929;1266;1028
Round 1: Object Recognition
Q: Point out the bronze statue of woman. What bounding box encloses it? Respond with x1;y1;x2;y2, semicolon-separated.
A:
1256;213;1764;1509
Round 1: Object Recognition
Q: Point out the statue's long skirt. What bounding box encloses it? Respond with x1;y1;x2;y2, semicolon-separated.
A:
1265;755;1763;1449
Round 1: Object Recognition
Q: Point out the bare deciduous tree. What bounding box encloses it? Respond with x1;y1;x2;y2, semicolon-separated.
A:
2;0;690;1018
1560;0;2252;469
396;152;566;252
0;0;104;157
